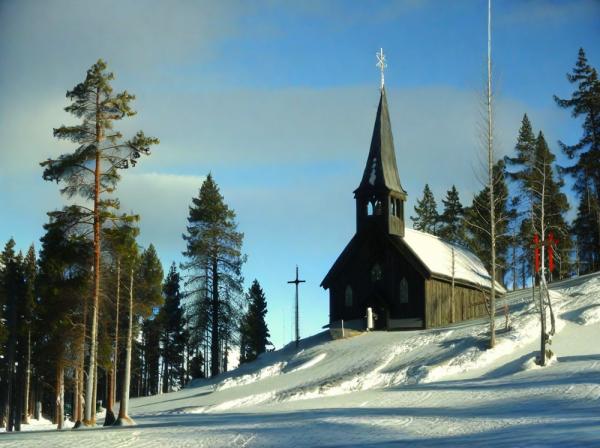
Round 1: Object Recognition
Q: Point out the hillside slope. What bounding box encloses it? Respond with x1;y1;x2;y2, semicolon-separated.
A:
2;273;599;447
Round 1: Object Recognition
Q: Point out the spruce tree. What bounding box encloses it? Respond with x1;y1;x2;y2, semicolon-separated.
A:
532;132;572;278
438;185;465;244
506;117;572;281
411;184;439;235
240;280;271;364
554;48;600;271
0;239;20;430
159;264;186;392
41;59;158;425
182;174;245;377
465;160;510;285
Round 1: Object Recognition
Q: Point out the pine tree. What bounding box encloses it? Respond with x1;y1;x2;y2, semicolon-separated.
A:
506;117;572;282
101;222;139;425
159;264;186;392
115;243;163;424
20;246;36;425
141;318;161;395
465;160;510;285
573;188;598;273
0;239;21;430
554;48;600;272
114;225;140;426
182;174;245;377
239;280;271;364
438;185;465;244
36;212;92;430
411;184;439;235
505;114;537;284
40;59;158;425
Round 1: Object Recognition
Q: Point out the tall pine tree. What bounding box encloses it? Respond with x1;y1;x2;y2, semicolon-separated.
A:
41;59;158;425
182;174;245;378
554;48;600;272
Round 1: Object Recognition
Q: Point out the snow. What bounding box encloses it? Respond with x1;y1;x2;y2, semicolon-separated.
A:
369;157;377;185
403;228;507;293
2;273;599;447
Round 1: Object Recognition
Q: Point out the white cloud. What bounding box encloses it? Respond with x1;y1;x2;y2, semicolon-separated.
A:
116;172;206;265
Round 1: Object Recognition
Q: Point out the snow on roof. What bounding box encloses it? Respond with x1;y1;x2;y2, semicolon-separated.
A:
403;228;506;293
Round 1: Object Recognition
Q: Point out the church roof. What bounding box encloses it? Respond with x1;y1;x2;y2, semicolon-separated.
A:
355;87;407;197
401;228;506;293
321;227;505;294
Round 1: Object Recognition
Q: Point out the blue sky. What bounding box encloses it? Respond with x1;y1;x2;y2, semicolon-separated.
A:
0;0;599;350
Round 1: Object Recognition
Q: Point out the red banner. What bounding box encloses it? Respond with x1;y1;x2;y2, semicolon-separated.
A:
548;232;555;272
534;233;540;273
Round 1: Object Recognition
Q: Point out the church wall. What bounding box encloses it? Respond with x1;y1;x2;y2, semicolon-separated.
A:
424;278;488;328
328;237;425;327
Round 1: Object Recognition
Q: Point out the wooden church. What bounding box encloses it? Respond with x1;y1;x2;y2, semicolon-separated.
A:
321;67;504;331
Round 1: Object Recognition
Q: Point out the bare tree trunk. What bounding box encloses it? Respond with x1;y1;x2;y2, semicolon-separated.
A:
73;292;88;428
55;361;64;430
116;265;135;426
85;87;103;425
511;231;517;291
451;247;456;323
104;259;120;426
487;0;496;349
92;358;98;420
22;328;31;424
210;256;220;377
84;147;101;425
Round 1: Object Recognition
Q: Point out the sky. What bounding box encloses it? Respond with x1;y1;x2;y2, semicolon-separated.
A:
0;0;599;350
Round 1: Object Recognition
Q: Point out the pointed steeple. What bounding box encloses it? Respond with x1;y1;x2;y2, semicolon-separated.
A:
354;86;407;237
355;87;406;197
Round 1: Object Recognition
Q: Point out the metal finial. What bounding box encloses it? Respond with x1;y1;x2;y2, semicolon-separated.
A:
376;48;387;89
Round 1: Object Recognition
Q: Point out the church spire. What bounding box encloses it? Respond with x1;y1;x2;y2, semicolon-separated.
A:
354;50;407;237
355;86;406;196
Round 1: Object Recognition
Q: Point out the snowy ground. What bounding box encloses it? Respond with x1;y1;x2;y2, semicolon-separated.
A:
1;273;599;447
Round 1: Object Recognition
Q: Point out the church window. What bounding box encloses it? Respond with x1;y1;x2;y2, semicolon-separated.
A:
345;285;353;307
390;198;396;216
368;201;374;216
399;277;409;303
374;200;382;215
371;263;383;282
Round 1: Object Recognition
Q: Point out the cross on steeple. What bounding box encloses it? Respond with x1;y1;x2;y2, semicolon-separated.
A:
376;48;387;89
287;265;306;348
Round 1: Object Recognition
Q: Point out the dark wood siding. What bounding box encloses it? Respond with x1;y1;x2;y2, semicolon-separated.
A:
328;232;425;325
424;278;488;328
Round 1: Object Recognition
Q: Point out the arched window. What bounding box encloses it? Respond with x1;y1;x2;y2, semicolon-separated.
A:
374;200;383;215
371;263;383;282
345;285;353;307
390;198;396;217
368;201;374;216
399;277;409;304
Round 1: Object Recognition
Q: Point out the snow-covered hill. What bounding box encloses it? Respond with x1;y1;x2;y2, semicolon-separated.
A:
2;273;600;447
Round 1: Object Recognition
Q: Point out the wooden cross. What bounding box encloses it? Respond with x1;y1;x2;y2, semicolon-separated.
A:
288;265;306;348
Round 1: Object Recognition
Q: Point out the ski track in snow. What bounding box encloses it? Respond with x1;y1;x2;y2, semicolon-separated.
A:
1;273;599;447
